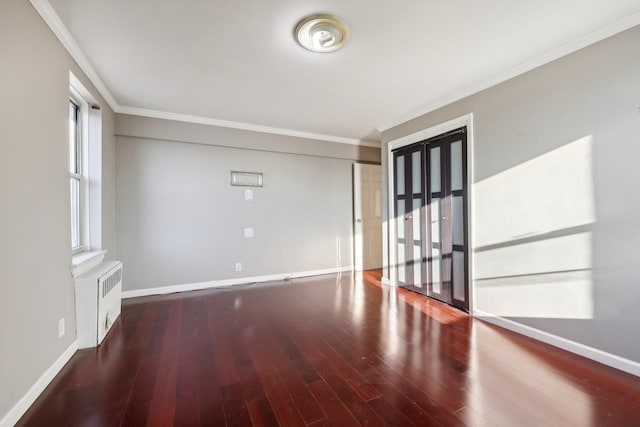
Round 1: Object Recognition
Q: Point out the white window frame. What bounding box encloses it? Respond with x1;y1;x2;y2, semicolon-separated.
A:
69;72;106;275
70;88;90;254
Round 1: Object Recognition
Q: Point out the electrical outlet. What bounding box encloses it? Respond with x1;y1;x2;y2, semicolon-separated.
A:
235;262;242;272
58;318;65;338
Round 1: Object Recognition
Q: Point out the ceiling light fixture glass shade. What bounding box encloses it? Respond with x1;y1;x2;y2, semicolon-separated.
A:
295;14;349;53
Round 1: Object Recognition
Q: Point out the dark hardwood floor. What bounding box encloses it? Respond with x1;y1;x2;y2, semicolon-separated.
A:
18;271;640;426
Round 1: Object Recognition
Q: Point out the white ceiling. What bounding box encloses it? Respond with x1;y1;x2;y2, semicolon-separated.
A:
43;0;640;144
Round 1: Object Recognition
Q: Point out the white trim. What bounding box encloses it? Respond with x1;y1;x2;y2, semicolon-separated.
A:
377;11;640;132
387;114;473;151
466;116;476;312
381;277;393;286
0;341;78;427
69;84;90;252
69;73;105;265
385;114;474;311
29;1;380;148
70;72;105;252
29;0;118;111
117;106;381;147
386;147;397;285
474;310;640;378
70;250;107;278
122;266;353;299
28;0;640;148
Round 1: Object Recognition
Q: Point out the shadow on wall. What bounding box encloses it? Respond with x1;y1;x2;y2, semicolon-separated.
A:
474;135;595;319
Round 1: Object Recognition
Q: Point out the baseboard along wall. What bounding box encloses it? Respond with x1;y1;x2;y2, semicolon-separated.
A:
473;309;640;378
0;341;78;427
122;266;354;299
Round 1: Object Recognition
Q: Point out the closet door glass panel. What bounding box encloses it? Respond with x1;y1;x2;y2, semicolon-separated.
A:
427;145;445;300
449;138;467;308
396;155;405;196
412;198;422;288
409;148;425;290
397;199;405;240
412;151;421;193
394;153;407;285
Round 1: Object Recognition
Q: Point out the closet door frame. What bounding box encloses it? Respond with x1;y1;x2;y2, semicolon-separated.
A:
386;114;474;313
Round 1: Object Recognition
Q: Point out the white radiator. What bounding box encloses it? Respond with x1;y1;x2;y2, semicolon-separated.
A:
75;261;123;349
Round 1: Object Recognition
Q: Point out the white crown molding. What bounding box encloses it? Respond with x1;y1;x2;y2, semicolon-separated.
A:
117;106;381;147
377;10;640;133
0;341;78;427
122;266;353;299
29;0;119;111
29;0;381;148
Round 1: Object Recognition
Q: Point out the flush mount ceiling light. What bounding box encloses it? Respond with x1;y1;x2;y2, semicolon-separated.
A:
295;14;349;53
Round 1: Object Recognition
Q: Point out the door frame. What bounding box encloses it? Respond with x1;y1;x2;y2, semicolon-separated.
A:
386;113;475;312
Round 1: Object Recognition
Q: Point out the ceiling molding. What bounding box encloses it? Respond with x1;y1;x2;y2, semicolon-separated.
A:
117;106;381;147
29;0;381;148
377;10;640;133
29;0;119;111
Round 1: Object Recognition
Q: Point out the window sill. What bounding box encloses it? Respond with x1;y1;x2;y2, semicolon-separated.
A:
71;250;107;278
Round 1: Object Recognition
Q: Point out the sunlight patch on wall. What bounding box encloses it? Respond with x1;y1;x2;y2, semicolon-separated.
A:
475;135;595;247
473;136;595;319
476;232;591;279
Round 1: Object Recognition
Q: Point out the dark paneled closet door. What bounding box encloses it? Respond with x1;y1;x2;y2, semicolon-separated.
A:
393;128;469;311
393;145;426;291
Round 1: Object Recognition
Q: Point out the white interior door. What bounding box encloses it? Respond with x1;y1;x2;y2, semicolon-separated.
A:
353;163;383;271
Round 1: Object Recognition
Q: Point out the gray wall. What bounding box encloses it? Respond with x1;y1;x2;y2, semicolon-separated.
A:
0;0;116;419
116;115;381;291
382;25;640;362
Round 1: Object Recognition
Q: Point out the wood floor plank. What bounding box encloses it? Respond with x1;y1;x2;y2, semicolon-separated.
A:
174;299;211;426
247;397;280;427
15;271;640;427
310;330;382;402
247;340;307;427
260;342;326;424
221;383;253;427
144;300;182;427
289;356;321;384
307;379;360;427
312;358;387;427
367;396;416;426
453;406;499;427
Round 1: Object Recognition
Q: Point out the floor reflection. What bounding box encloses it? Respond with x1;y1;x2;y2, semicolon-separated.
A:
18;270;640;427
361;270;637;427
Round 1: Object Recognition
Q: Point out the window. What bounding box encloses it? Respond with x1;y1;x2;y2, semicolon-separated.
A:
69;72;103;259
69;93;87;252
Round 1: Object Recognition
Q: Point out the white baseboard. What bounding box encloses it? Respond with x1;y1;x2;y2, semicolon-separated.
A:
0;341;78;427
473;309;640;378
381;276;393;286
122;266;354;299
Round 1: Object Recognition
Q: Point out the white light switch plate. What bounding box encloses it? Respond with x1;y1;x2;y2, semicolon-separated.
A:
244;189;253;201
244;227;254;238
